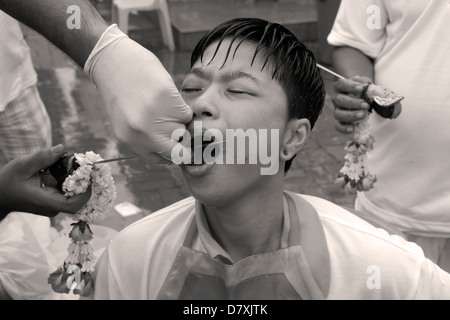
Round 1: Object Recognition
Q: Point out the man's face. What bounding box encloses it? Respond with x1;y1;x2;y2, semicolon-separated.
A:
179;38;289;206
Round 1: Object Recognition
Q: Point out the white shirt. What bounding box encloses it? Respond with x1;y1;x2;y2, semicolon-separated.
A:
327;0;450;236
0;212;116;300
92;192;450;299
0;11;37;111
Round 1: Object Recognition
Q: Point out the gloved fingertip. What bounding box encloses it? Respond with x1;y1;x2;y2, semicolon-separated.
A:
51;144;65;156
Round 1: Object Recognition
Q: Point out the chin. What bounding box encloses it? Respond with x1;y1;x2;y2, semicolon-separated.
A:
185;182;229;208
182;164;263;208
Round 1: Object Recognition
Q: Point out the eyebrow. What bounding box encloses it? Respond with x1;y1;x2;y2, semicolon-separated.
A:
186;67;260;84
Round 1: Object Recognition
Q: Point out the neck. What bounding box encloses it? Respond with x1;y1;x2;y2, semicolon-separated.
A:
203;180;285;262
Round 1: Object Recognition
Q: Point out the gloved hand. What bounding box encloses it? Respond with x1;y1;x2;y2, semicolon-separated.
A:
0;145;91;220
84;24;193;164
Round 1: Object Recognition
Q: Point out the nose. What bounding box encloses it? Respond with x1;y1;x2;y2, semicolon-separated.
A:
189;87;219;120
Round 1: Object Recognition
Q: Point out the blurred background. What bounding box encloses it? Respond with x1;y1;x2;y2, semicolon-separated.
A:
20;0;353;231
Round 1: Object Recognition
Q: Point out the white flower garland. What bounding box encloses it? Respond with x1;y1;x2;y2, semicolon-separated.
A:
48;151;116;297
336;117;377;194
336;82;403;195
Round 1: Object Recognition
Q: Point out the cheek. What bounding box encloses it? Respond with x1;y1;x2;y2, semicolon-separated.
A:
181;93;194;106
225;105;287;130
217;164;264;194
222;103;287;160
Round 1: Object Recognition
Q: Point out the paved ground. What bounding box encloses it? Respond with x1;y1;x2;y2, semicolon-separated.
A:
21;0;355;232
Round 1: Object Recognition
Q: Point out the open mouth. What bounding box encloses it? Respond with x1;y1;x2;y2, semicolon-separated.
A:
190;135;218;165
178;131;221;177
178;134;218;166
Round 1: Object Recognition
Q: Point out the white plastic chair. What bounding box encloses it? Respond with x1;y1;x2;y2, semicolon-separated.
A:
111;0;176;51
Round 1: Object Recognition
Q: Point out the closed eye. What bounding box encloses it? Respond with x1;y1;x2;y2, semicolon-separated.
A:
227;89;252;96
181;88;202;93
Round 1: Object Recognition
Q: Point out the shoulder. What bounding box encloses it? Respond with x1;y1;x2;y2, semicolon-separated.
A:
108;196;196;253
94;197;196;299
118;196;196;233
286;192;427;298
290;192;423;255
102;196;196;275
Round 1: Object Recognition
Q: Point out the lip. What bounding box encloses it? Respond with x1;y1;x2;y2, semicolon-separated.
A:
179;137;223;177
178;122;224;177
180;161;216;177
178;127;217;147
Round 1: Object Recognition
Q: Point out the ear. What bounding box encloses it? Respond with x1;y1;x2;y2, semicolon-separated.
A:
280;118;310;162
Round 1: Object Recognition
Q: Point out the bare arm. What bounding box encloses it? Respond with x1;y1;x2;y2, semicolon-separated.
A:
0;0;193;162
332;46;374;80
330;46;375;133
0;0;108;68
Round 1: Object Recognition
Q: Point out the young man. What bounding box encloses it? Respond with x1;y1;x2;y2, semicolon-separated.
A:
92;18;450;299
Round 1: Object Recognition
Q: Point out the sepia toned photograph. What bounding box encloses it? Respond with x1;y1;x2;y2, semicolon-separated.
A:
0;0;449;307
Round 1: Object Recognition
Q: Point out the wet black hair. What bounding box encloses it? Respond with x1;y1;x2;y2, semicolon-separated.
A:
191;17;326;173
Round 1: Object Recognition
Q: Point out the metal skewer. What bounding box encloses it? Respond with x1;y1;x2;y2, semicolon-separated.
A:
86;66;343;167
92;141;226;165
316;63;346;80
87;64;340;167
92;155;138;165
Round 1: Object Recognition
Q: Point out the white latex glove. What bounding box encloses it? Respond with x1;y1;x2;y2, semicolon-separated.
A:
84;24;193;164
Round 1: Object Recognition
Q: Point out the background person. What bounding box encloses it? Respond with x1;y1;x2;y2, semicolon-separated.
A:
0;145;93;300
0;11;78;300
0;145;91;222
0;0;193;164
0;11;51;167
0;0;190;299
327;0;450;271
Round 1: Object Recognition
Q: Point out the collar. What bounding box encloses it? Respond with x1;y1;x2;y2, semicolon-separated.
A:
194;196;291;265
283;191;331;297
193;191;330;296
194;200;233;264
